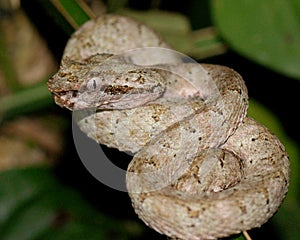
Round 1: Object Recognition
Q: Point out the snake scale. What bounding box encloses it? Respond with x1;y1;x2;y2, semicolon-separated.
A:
48;14;290;239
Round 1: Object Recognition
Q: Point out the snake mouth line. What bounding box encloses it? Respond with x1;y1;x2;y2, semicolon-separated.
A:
53;91;79;110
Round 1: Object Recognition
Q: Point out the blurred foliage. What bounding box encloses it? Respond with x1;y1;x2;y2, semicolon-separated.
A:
0;167;142;240
0;0;299;240
211;0;300;79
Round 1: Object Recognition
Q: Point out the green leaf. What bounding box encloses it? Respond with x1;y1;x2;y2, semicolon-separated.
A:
34;0;94;35
118;9;226;59
0;167;142;240
106;0;128;12
50;0;94;29
117;9;192;53
211;0;300;79
0;82;53;122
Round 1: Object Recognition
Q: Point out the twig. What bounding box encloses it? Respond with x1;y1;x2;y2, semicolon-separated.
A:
243;231;252;240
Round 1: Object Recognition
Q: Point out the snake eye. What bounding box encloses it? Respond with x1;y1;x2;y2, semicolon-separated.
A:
86;77;102;90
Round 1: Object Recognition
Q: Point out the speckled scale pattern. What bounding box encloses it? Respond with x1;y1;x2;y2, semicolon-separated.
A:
47;14;290;240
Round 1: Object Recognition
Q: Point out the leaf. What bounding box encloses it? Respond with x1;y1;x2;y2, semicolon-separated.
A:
118;9;226;59
211;0;300;79
0;82;53;122
0;167;142;240
50;0;94;29
117;9;192;53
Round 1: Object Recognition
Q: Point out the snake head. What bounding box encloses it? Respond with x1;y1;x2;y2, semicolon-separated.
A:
47;56;91;110
48;54;166;110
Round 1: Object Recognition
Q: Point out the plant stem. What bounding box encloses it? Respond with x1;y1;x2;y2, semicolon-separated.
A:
0;82;53;122
243;231;252;240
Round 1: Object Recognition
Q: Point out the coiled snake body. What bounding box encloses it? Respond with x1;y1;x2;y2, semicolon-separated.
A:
48;15;289;239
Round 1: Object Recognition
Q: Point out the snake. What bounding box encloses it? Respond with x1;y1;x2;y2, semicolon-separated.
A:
47;14;290;240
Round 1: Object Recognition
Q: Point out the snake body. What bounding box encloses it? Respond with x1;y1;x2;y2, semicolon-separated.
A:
48;14;289;239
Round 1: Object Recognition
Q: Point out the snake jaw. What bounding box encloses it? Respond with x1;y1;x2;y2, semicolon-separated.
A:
50;76;166;110
51;91;78;110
